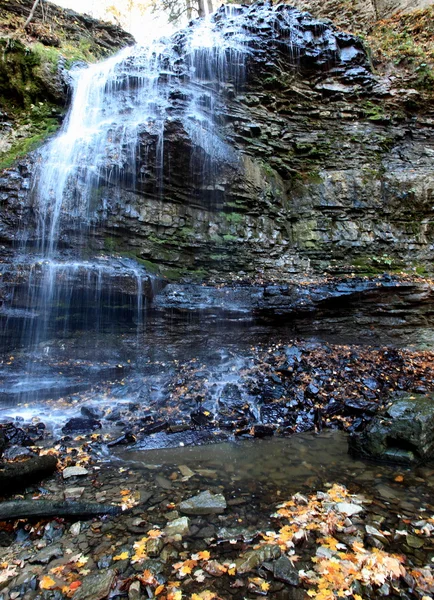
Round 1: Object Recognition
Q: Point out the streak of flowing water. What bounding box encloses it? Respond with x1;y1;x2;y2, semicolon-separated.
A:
34;9;251;252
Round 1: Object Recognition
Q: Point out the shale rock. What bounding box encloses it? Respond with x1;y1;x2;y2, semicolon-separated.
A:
349;393;434;464
73;569;116;600
179;490;227;515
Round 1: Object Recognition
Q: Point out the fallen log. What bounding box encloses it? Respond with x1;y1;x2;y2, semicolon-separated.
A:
0;500;122;520
0;454;58;487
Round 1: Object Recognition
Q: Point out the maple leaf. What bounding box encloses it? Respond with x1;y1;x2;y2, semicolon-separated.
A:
141;570;156;585
40;576;56;590
147;529;163;538
0;565;18;585
113;552;129;561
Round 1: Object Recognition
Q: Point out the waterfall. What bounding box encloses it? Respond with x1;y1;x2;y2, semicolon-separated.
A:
0;2;364;408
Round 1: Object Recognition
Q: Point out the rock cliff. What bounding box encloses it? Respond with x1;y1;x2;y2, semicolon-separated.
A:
1;1;434;283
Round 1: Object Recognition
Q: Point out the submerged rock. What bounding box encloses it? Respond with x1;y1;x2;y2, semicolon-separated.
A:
349;393;434;464
164;516;190;537
179;490;227;515
73;569;115;600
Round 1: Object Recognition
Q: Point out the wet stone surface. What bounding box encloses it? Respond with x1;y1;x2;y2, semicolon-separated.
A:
0;432;433;599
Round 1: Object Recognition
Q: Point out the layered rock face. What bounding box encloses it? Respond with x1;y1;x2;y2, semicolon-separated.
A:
1;2;434;281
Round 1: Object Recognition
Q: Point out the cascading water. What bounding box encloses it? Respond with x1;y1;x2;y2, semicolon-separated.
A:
0;2;365;413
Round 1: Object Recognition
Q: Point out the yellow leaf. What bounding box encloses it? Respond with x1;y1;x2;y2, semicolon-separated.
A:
261;581;270;591
40;576;56;590
113;552;129;561
147;529;163;538
155;584;165;595
120;489;131;496
198;550;210;561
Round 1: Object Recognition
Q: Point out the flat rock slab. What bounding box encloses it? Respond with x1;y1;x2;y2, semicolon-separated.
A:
335;502;364;516
73;569;115;600
179;490;227;515
29;544;63;564
63;466;89;479
349;392;434;464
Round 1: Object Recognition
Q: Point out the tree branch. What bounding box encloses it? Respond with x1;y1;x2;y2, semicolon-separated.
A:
24;0;42;29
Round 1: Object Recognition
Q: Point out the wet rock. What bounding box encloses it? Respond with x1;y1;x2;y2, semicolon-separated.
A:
236;544;281;574
107;432;136;447
29;545;63;565
128;580;141;600
3;446;35;460
349;393;434;464
335;502;364;516
146;537;164;557
63;466;89;479
64;487;85;500
0;430;6;457
406;534;424;549
179;490;227;515
1;424;32;446
273;555;300;586
191;409;213;426
62;418;101;434
251;424;274;438
365;525;388;545
164;516;190;537
155;475;172;490
73;569;115;600
178;465;194;479
81;406;103;420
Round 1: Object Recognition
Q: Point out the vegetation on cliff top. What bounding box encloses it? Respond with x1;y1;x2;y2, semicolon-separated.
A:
367;7;434;92
0;0;133;171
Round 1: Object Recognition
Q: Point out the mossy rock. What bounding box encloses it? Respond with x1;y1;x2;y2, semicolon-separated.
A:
349;393;434;464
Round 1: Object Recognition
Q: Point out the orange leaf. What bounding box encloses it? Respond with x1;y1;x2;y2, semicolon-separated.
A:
40;576;56;590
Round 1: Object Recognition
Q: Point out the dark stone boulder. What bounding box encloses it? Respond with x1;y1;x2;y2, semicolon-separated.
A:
62;417;101;434
349;393;434;464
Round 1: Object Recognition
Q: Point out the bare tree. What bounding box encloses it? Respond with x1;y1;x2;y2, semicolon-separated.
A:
24;0;43;28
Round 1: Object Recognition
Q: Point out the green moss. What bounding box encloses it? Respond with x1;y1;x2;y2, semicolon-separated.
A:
224;212;244;224
362;101;387;121
160;266;184;280
222;234;238;242
104;236;119;252
0;125;58;170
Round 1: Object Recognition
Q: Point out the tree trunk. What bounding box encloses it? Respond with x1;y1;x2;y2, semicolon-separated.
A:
197;0;206;18
206;0;213;15
0;500;122;520
0;455;57;488
186;0;193;20
24;0;42;29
